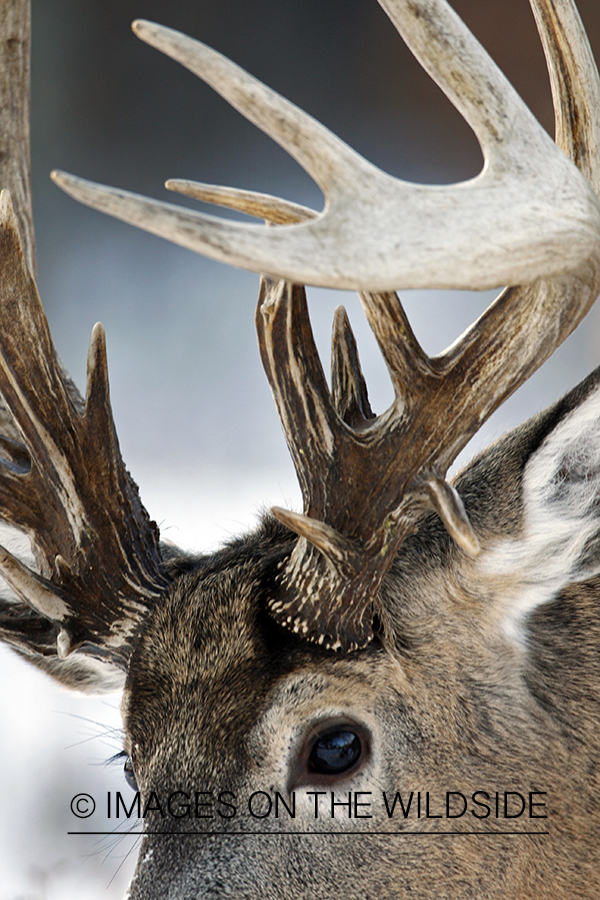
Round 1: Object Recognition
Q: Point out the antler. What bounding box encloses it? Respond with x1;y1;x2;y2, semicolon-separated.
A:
51;0;600;292
0;1;168;670
0;0;34;277
52;0;600;650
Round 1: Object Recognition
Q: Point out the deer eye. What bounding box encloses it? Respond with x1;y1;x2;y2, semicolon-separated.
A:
308;729;362;775
123;755;138;791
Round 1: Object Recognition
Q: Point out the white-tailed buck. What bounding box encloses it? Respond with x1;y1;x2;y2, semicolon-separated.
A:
2;0;600;896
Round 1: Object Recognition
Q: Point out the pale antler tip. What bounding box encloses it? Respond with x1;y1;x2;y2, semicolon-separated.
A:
271;506;360;570
271;505;306;536
50;170;78;201
56;627;73;659
332;304;349;328
51;169;85;197
0;544;71;622
85;321;111;413
90;321;106;344
132;19;164;48
55;554;74;581
87;321;108;371
77;10;600;292
132;19;151;38
425;476;481;558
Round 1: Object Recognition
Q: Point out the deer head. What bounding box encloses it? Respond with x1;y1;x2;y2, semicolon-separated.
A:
1;0;600;898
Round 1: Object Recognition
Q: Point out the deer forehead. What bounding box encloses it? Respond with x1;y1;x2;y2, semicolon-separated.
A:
122;558;399;750
120;540;534;783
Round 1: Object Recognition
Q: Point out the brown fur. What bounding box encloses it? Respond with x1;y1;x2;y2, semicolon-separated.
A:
113;374;600;898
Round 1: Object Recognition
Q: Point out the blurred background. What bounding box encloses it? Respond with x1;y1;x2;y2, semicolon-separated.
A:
1;0;600;896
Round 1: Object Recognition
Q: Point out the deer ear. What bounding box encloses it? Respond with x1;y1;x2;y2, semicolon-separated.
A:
475;370;600;638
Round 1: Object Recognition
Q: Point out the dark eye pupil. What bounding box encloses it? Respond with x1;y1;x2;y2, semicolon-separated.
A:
309;730;361;774
123;756;138;792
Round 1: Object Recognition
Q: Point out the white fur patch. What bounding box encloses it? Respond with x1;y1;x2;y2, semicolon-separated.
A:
481;383;600;643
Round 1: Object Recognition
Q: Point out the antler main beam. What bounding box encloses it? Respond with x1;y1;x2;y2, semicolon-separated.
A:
53;0;600;292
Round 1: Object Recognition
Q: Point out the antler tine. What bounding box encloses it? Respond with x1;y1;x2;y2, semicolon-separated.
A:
331;307;375;428
165;180;316;226
0;1;35;277
0;191;168;664
131;19;365;194
357;291;436;407
52;0;600;293
531;0;600;193
378;0;541;163
256;278;339;517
